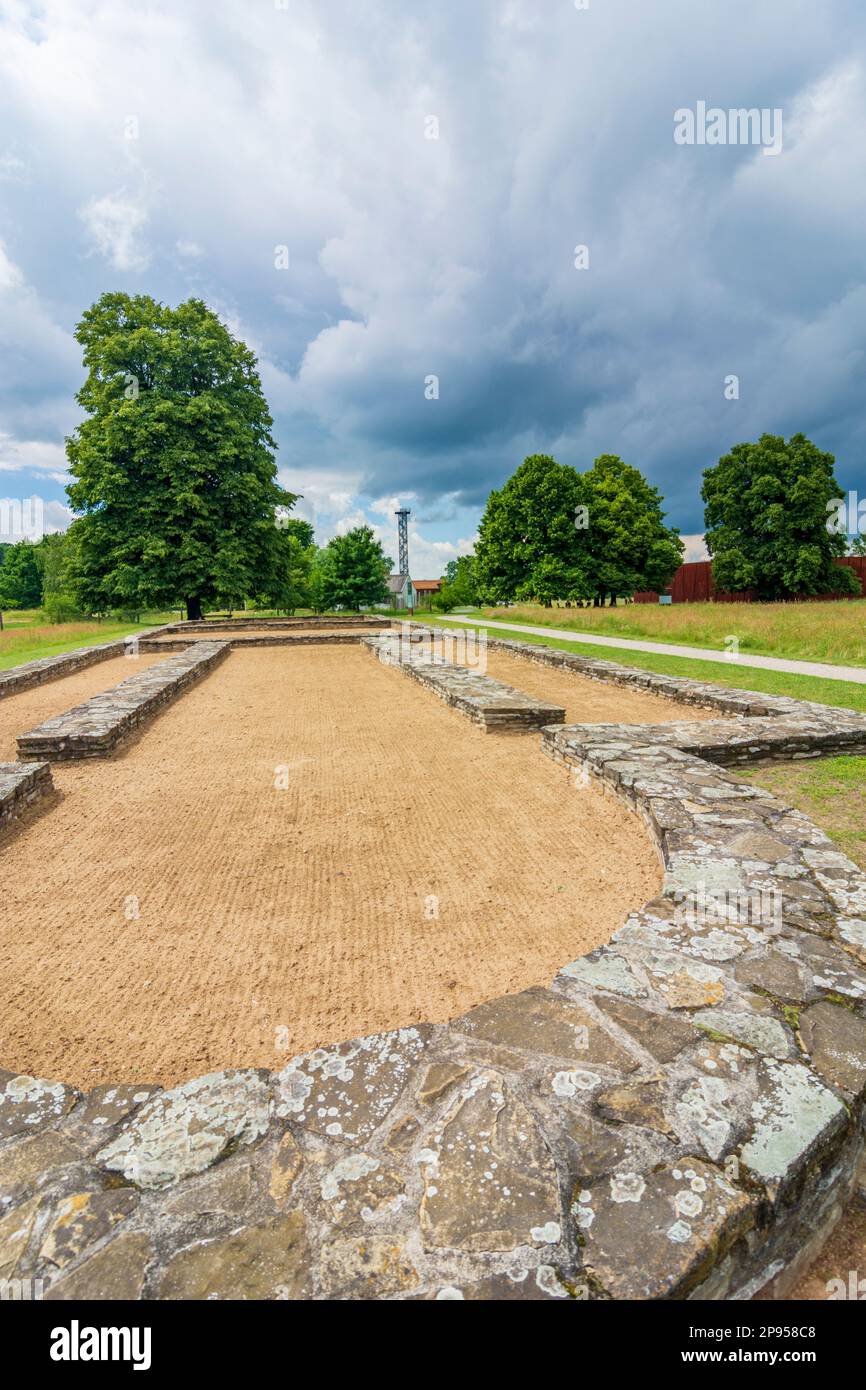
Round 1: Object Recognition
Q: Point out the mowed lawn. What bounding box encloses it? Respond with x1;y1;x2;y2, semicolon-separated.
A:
462;599;866;666
0;610;177;671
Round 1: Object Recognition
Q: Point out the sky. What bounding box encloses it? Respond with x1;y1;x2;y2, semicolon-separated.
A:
1;0;865;573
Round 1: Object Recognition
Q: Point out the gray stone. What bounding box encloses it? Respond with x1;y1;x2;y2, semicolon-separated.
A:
799;1002;866;1099
738;1060;848;1200
0;1075;77;1142
454;988;637;1070
574;1159;754;1299
274;1027;430;1142
44;1233;153;1301
693;1008;794;1059
419;1071;560;1253
39;1190;138;1270
96;1069;271;1190
157;1210;311;1300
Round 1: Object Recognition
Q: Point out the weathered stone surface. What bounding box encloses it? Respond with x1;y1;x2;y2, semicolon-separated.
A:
419;1071;560;1253
694;1008;794;1058
0;1194;40;1278
799;1002;866;1099
274;1027;430;1142
39;1190;138;1270
417;1062;470;1104
574;1160;754;1299
595;1081;677;1139
0;1131;81;1202
650;966;725;1010
418;1267;571;1300
96;1069;271;1190
454;988;637;1071
0;760;54;837
160;1160;253;1217
44;1233;153;1301
317;1233;420;1299
385;1115;421;1155
318;1154;406;1230
673;1075;742;1161
558;951;646;999
269;1131;304;1204
157;1211;311;1300
558;1112;632;1186
70;1084;162;1142
0;1075;77;1141
594;997;698;1063
738;1060;848;1199
734;950;810;1003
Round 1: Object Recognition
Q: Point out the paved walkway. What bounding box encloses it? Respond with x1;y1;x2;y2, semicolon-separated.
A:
434;615;866;685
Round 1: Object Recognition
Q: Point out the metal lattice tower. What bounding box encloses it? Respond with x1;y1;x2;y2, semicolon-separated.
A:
395;508;410;576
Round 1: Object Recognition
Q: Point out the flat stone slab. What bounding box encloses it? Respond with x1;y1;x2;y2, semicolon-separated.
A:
575;1159;755;1299
95;1069;271;1189
16;641;229;760
364;635;564;732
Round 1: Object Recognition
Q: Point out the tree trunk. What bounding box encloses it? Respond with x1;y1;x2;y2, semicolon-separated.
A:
186;596;203;621
610;595;617;606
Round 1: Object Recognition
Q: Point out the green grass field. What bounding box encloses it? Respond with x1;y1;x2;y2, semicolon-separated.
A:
0;610;178;671
458;599;866;666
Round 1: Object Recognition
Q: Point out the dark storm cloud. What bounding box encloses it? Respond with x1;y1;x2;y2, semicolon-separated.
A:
1;0;865;562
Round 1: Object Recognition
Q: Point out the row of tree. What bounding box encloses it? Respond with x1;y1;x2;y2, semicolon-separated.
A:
469;453;682;607
0;521;395;618
441;434;861;609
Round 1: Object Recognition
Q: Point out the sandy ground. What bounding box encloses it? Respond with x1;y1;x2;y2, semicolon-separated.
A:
0;645;661;1088
0;653;168;763
456;647;716;725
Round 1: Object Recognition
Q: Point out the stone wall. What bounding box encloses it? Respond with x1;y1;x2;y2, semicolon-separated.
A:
364;633;565;732
0;761;53;838
0;628;172;701
1;642;866;1300
16;642;230;761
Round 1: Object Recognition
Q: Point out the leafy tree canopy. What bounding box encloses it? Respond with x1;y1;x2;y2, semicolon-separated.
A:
318;526;390;610
435;554;478;611
474;452;682;605
0;540;43;609
474;454;594;605
702;433;858;598
65;292;297;620
583;454;683;602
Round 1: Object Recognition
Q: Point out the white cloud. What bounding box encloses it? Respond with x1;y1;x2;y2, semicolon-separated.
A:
79;190;150;272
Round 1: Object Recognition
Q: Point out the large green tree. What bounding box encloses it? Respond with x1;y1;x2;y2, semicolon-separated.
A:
702;434;858;598
318;526;390;610
65;292;296;620
474;454;593;606
583;454;683;605
474;452;682;606
0;540;43;609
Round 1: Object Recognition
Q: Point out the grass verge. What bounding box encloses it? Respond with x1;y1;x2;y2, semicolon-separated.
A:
422;614;866;713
